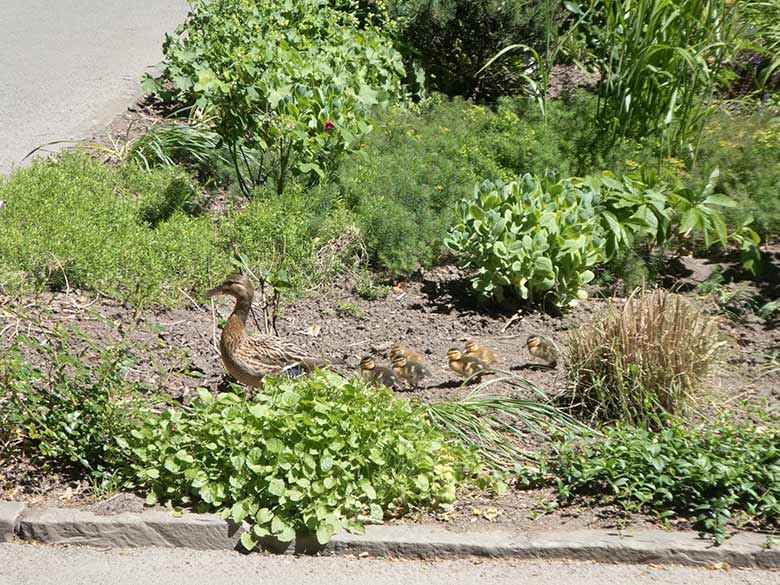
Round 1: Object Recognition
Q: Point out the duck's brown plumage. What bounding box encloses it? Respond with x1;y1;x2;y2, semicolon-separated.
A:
207;273;327;387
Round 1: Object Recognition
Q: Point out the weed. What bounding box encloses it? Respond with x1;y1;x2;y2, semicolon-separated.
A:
565;289;725;426
335;301;366;319
355;271;391;300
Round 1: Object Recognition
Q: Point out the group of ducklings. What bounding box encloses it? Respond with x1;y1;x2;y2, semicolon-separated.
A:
205;272;559;390
359;336;558;391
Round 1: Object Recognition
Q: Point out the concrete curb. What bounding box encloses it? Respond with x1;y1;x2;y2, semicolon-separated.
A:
4;501;779;568
0;501;26;543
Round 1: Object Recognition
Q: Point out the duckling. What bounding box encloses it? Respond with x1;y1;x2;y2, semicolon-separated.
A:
389;343;426;363
391;354;431;389
526;335;559;368
359;356;401;390
447;348;488;381
464;339;498;365
206;273;331;387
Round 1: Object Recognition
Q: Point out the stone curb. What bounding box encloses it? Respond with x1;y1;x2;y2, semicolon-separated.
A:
4;501;779;569
0;501;26;543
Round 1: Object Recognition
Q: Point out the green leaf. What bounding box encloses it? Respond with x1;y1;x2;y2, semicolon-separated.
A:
240;531;258;551
316;523;335;545
268;478;286;497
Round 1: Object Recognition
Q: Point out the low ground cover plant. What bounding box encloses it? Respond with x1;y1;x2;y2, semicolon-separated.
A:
0;154;356;305
564;289;724;426
0;326;157;488
550;418;780;542
125;372;485;548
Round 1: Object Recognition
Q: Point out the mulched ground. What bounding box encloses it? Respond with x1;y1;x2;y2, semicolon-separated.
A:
1;246;779;536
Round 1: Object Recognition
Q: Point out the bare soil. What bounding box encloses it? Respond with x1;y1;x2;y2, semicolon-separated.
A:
2;246;779;534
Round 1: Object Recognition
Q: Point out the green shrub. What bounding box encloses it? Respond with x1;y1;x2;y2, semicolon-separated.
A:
564;289;724;426
446;167;760;307
0;154;359;305
552;418;780;542
0;326;156;487
310;99;512;273
388;0;559;102
125;372;481;548
694;112;780;238
0;154;225;305
445;172;678;306
146;0;406;195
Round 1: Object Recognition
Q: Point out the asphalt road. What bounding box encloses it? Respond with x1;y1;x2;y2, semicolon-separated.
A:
1;544;778;585
0;0;190;174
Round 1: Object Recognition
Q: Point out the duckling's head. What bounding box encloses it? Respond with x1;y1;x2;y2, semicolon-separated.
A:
359;356;376;370
205;272;254;301
447;348;462;361
464;339;478;352
526;336;541;350
391;354;407;367
389;344;404;358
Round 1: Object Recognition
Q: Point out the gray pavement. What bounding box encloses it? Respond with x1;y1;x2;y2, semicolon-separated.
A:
1;543;778;585
0;0;189;174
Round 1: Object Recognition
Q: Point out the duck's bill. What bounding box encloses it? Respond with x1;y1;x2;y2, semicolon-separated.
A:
204;285;225;298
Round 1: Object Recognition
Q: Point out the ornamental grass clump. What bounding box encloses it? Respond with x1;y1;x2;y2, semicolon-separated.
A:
565;289;724;427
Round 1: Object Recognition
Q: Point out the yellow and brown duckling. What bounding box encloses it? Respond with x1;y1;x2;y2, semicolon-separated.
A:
390;354;432;389
206;273;332;386
464;339;498;365
447;348;488;381
526;335;559;368
359;356;401;390
389;343;426;363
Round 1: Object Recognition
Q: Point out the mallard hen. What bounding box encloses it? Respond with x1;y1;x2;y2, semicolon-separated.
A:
206;272;330;387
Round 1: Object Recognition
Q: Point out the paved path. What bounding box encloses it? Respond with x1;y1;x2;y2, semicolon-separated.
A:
1;544;778;585
0;0;189;174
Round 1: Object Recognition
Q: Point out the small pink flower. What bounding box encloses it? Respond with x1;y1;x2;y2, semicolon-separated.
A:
324;120;334;131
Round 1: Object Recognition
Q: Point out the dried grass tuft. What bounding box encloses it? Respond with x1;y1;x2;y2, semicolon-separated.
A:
564;289;726;427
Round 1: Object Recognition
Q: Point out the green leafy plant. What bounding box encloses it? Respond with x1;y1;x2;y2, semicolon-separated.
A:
445;172;669;306
0;326;156;487
552;418;780;542
125;372;483;548
564;289;725;426
145;0;406;196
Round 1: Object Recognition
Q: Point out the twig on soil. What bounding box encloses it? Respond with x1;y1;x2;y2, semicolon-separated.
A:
502;311;524;333
178;288;207;312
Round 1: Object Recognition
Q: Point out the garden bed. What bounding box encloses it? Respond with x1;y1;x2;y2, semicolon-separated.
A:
2;253;778;535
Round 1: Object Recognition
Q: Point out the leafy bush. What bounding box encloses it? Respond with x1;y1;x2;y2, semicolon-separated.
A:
552;419;780;542
446;167;760;307
0;326;155;486
146;0;406;195
445;172;681;306
388;0;561;102
125;372;481;548
565;289;724;426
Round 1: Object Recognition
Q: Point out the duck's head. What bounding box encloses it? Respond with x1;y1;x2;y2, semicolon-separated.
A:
359;356;376;370
447;348;462;362
391;354;407;368
526;336;541;350
464;339;478;352
389;344;405;358
205;272;254;301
